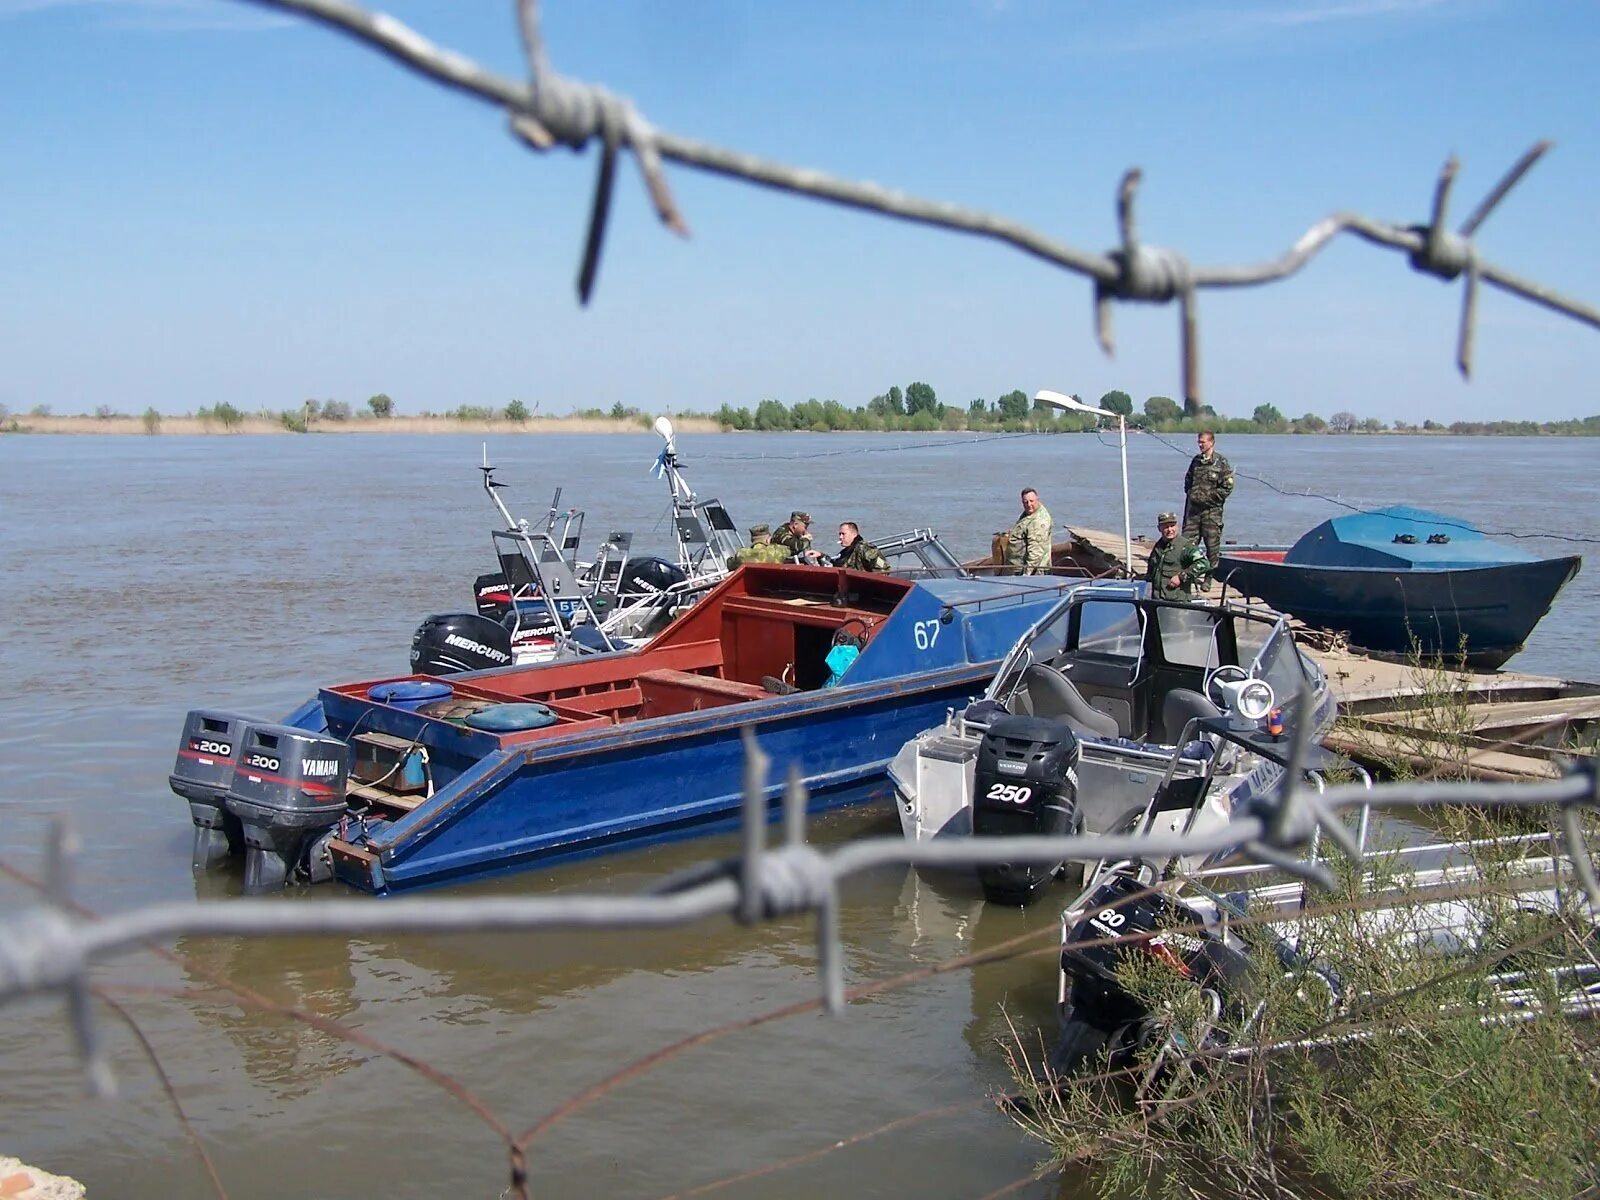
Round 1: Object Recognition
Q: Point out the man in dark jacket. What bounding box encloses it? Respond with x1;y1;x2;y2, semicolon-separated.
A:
1183;431;1234;588
833;522;890;572
1146;512;1208;601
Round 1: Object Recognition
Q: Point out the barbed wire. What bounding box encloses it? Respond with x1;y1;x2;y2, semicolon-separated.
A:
237;0;1598;410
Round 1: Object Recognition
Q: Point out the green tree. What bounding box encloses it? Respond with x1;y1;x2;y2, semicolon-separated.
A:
753;399;792;430
1099;390;1134;417
714;403;750;430
503;399;529;422
609;400;629;421
968;398;990;425
1361;416;1388;433
1144;396;1183;423
367;393;394;418
141;407;162;435
996;389;1030;421
321;399;352;422
1296;412;1328;433
905;381;941;418
1252;403;1286;428
1329;410;1358;433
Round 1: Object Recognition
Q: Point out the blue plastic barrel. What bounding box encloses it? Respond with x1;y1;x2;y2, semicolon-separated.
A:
368;680;455;712
463;702;560;733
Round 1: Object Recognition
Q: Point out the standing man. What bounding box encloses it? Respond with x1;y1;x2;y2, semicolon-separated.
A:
1145;511;1208;601
1183;431;1234;588
1005;487;1053;575
727;523;791;570
772;510;817;561
833;522;890;572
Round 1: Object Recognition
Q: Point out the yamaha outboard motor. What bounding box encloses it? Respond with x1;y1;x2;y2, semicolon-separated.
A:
223;723;350;892
1055;873;1251;1073
971;714;1080;906
170;710;251;869
410;612;515;675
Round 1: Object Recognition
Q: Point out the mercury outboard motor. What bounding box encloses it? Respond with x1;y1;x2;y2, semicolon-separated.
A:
617;555;687;602
170;710;252;869
473;571;513;620
223;723;350;892
1054;873;1253;1074
971;714;1081;906
410;612;516;675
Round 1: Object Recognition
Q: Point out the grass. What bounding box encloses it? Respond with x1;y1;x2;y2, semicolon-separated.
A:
1003;843;1600;1199
1001;648;1600;1198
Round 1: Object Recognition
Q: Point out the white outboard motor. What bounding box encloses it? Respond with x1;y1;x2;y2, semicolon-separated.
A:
971;714;1081;906
169;710;252;869
223;723;350;892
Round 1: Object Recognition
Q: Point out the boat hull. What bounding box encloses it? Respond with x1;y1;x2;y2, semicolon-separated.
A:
328;666;996;893
1216;550;1581;668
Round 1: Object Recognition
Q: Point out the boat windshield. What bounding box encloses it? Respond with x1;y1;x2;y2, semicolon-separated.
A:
985;585;1139;702
875;530;969;578
1246;617;1312;705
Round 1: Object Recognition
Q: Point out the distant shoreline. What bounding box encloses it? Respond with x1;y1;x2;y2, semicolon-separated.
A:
1;414;726;436
3;413;1596;437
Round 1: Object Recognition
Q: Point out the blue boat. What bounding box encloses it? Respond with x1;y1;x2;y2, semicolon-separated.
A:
171;563;1098;894
1215;506;1581;669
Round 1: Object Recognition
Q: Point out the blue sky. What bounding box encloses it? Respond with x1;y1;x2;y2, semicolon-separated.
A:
2;0;1597;421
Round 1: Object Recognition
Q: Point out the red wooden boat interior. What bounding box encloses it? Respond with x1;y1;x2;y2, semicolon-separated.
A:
328;565;912;745
1225;549;1287;563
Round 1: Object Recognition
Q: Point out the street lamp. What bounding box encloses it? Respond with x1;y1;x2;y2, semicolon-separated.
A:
1033;389;1133;577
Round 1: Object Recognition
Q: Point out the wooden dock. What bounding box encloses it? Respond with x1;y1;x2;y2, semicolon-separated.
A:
1042;526;1598;782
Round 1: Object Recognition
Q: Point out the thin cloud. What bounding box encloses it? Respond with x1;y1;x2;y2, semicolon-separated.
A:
0;0;292;31
1081;0;1480;56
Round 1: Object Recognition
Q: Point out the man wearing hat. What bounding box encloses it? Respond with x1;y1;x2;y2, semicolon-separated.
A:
771;510;817;560
1145;511;1209;602
728;523;792;570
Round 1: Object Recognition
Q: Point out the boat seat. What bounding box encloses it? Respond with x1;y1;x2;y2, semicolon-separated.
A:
1021;664;1120;739
1161;688;1222;744
636;668;769;702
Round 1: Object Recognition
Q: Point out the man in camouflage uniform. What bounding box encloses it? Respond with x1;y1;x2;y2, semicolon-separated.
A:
1145;511;1208;601
771;510;817;561
1183;431;1234;588
1004;487;1053;574
832;522;890;572
727;523;792;570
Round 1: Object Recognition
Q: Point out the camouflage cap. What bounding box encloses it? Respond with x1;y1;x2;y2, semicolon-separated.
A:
749;523;771;538
1157;511;1179;526
789;510;812;525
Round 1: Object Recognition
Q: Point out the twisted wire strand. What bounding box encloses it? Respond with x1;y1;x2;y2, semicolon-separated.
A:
234;0;1599;406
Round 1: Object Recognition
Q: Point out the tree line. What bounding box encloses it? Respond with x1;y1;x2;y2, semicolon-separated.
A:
9;390;1598;437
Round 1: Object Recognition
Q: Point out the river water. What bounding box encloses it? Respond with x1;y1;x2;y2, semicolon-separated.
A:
0;431;1595;1199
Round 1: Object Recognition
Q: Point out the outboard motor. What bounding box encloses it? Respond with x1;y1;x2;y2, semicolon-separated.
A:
1055;873;1252;1073
223;723;350;892
169;710;251;869
410;612;516;675
473;571;512;620
971;714;1081;905
617;555;687;602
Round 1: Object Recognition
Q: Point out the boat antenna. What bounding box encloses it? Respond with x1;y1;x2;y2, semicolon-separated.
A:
479;441;528;533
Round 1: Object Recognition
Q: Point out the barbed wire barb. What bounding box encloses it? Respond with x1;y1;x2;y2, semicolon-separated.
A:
235;0;1597;411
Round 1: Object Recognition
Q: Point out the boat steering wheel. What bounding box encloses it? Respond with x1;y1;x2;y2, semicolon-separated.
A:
1203;663;1251;709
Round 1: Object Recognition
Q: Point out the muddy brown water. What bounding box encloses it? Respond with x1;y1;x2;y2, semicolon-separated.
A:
1;432;1595;1198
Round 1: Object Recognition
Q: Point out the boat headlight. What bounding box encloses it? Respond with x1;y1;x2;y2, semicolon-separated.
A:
1218;678;1275;724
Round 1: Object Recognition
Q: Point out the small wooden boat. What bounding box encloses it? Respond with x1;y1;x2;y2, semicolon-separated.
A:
172;563;1098;893
1216;506;1581;669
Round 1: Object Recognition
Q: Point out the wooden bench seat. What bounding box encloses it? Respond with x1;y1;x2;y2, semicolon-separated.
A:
636;668;770;702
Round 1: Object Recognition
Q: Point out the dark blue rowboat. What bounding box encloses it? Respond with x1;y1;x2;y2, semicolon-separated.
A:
1215;506;1580;669
173;563;1100;893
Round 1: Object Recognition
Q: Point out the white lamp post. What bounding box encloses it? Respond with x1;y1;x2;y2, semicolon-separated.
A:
1033;389;1133;576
